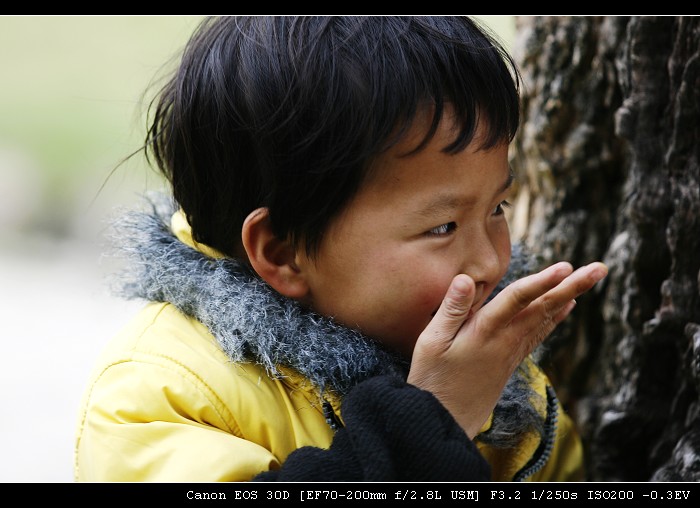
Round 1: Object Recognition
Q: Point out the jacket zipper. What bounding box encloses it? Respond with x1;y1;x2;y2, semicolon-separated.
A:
323;399;344;430
512;385;559;481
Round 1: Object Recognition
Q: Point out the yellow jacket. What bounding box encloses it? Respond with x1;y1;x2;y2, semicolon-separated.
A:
74;210;584;482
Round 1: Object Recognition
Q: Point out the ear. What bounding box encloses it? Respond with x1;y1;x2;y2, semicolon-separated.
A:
241;208;309;300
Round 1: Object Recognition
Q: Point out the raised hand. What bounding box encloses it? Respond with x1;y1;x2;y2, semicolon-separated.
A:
407;261;608;439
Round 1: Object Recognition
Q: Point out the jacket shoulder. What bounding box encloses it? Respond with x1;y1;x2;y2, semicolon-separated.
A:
75;302;334;481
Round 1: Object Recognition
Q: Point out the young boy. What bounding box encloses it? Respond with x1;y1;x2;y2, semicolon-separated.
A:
74;16;607;481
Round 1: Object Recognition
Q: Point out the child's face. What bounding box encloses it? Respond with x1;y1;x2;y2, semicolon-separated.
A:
295;113;513;359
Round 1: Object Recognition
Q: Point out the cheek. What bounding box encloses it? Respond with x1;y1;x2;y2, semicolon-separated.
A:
367;262;450;335
414;279;452;314
387;255;451;303
496;230;512;280
391;271;454;342
387;278;453;356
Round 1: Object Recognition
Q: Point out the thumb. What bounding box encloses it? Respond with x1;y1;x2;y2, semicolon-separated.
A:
422;274;476;348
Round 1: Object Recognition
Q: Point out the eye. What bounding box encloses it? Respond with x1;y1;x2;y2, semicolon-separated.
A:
427;222;457;236
493;200;512;216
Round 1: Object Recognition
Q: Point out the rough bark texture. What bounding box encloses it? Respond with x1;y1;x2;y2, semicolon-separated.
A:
511;16;700;481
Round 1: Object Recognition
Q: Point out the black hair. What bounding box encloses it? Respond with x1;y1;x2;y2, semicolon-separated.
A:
145;16;520;258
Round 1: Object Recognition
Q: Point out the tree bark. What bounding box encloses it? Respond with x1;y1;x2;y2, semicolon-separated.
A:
511;16;700;481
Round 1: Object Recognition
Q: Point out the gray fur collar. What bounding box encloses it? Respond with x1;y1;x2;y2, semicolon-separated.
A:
108;194;543;447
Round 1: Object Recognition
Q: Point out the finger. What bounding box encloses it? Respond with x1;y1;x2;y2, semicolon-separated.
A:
530;262;608;318
502;262;607;348
420;274;476;349
482;262;574;325
524;299;577;354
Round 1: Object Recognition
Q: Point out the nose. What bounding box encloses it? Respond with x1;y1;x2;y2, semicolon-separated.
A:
459;228;508;291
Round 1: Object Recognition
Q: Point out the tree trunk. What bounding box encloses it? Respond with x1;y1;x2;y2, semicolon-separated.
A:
511;16;700;481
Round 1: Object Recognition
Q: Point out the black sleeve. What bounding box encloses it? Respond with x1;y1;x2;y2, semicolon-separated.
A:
253;375;491;481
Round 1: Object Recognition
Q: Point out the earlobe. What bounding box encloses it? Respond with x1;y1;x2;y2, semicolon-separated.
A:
241;208;309;300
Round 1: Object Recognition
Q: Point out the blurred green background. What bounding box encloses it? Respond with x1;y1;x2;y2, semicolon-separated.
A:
0;16;204;243
0;16;514;482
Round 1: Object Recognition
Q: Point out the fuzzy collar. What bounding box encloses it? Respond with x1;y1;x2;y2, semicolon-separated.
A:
108;194;543;447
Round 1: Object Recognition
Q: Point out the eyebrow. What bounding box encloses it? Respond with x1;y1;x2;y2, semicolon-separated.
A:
412;167;514;219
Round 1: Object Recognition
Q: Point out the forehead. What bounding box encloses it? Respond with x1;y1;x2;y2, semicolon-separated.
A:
340;128;510;230
365;111;503;189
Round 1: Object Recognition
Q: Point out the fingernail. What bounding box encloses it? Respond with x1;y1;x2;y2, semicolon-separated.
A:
451;275;471;297
591;262;609;277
